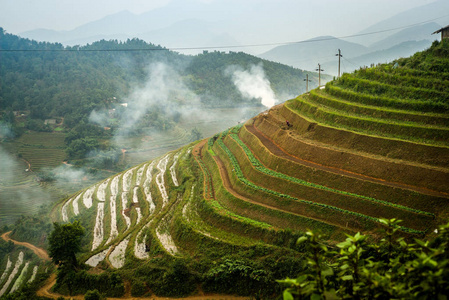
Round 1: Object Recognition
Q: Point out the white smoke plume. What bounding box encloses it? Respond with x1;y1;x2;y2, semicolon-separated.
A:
113;62;200;142
88;109;110;128
225;63;277;108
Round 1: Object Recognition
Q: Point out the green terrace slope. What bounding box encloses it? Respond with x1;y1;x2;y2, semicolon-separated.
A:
45;40;449;298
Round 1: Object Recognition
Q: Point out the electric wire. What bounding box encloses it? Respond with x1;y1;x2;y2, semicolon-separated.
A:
1;13;448;53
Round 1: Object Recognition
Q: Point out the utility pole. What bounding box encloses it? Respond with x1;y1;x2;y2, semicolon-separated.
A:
316;63;324;87
336;49;343;78
304;74;311;93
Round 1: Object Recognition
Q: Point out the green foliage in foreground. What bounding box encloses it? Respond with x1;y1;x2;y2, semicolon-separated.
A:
279;219;449;300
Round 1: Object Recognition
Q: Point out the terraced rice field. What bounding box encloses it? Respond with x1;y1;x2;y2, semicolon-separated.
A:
0;251;41;297
123;106;264;167
0;148;59;225
56;43;448;276
5;132;66;171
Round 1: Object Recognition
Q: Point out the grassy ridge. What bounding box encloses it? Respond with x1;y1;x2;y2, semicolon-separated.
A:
239;125;447;214
287;96;449;145
278;104;449;172
308;89;449;127
336;73;449;103
229;127;434;218
216;128;427;235
202;142;345;240
325;83;448;113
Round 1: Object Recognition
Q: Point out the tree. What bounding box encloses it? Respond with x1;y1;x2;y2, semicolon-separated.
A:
190;127;203;142
84;289;102;300
66;137;101;159
48;221;85;269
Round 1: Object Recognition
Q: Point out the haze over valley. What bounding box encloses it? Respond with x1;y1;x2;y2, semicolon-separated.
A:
0;0;448;299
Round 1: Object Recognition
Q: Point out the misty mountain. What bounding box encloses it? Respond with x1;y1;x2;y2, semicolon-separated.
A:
138;19;241;55
321;40;433;76
18;0;256;49
257;21;441;75
370;22;441;51
258;36;369;72
16;0;351;55
352;0;449;46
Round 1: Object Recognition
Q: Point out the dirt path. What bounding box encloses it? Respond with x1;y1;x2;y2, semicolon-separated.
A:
20;158;33;172
246;124;449;199
36;273;247;300
1;231;50;261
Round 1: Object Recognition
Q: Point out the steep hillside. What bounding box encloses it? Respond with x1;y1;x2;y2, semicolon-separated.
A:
5;40;448;299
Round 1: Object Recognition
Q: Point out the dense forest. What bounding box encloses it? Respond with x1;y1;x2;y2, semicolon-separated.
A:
0;28;313;132
0;28;317;167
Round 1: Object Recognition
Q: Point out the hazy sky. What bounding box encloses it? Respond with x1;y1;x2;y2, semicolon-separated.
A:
0;0;437;37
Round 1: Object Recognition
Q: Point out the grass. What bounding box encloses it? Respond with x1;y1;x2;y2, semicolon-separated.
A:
336;73;449;103
325;83;448;113
308;89;449;127
5;132;66;170
239;125;447;214
224;133;433;233
277;104;449;172
286;97;449;145
354;67;449;92
218;127;429;234
173;182;256;256
228;129;434;218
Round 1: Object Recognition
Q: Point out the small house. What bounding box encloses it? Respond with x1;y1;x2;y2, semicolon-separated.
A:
44;119;57;125
432;25;449;40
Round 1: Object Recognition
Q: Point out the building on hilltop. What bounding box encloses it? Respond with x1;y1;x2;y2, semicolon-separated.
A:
432;25;449;40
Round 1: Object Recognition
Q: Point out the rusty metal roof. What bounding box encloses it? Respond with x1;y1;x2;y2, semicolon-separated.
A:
432;25;449;35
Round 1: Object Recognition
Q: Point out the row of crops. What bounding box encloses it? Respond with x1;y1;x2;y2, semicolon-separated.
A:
295;54;449;147
60;150;183;267
0;251;41;297
211;126;430;235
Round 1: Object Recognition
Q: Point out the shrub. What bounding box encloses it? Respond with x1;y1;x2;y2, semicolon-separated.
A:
84;289;102;300
203;258;274;297
279;220;449;299
131;280;148;297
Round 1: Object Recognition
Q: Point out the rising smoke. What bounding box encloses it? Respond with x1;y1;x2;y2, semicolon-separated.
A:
88;61;273;155
116;62;200;138
225;63;277;108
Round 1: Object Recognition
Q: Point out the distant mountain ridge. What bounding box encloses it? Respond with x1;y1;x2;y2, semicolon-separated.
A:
352;0;449;46
258;21;441;75
15;0;449;73
259;36;369;73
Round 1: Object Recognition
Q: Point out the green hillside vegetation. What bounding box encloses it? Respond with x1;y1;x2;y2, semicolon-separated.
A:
0;28;315;129
2;41;449;298
0;28;317;175
0;235;53;299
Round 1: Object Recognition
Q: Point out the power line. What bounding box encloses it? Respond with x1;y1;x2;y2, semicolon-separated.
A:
342;56;359;70
1;13;448;53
